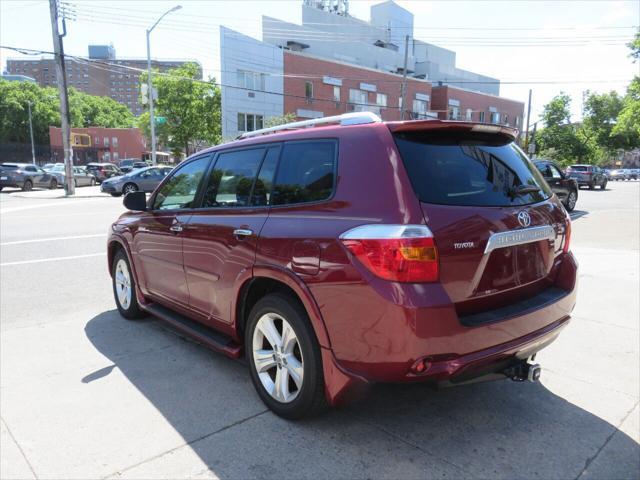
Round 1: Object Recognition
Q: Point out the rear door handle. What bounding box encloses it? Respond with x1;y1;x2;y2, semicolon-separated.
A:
233;228;253;238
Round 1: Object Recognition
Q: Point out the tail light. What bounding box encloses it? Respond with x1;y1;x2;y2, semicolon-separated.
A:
563;217;572;254
340;224;439;282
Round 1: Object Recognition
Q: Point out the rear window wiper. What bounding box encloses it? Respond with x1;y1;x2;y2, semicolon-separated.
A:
509;185;541;197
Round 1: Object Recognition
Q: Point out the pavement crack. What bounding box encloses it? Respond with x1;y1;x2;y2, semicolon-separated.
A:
1;416;39;479
574;399;639;480
102;409;269;479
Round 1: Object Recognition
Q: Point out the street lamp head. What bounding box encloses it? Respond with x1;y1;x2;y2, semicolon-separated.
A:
171;5;182;12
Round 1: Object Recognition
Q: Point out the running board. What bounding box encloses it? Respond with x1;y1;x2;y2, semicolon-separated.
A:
143;303;242;359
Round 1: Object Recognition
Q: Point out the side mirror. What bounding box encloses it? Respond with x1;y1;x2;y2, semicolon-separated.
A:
123;191;147;211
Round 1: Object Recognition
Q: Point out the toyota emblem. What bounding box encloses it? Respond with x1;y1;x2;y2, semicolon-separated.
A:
517;211;531;227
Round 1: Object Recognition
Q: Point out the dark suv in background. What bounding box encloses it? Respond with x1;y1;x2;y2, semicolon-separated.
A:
107;114;577;419
0;163;59;191
534;160;579;211
86;162;122;183
566;164;607;189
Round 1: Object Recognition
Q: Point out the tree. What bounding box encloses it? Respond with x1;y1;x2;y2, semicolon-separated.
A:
627;31;640;63
536;93;591;165
140;63;221;155
581;90;627;153
264;113;296;128
612;77;640;147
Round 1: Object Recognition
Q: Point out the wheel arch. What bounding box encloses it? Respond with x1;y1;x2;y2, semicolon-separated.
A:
107;235;146;306
234;267;331;349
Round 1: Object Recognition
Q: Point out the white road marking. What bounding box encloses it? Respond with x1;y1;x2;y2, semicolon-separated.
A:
1;233;107;246
0;252;106;267
0;198;106;215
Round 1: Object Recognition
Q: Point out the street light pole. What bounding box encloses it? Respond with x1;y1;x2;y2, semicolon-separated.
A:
27;101;36;164
146;5;181;166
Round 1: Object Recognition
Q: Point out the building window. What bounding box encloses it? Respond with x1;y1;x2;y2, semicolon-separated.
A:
113;152;119;161
237;70;265;91
103;137;109;147
237;113;264;132
349;89;367;106
504;114;509;125
479;111;485;123
112;137;118;147
413;99;428;118
448;106;461;120
333;86;341;102
515;116;521;128
104;152;110;161
305;82;313;100
490;112;501;124
376;93;388;107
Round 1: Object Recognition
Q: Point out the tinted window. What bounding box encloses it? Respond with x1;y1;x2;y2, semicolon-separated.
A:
0;164;19;170
201;148;264;208
570;165;590;171
252;147;279;206
394;131;552;207
153;156;209;210
549;164;562;179
271;141;336;206
25;166;36;172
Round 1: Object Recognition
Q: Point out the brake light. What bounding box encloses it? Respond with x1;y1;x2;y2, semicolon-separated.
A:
563;218;571;254
340;224;439;282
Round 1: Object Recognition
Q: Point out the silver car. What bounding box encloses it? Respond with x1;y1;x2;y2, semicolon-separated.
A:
49;165;97;187
99;165;173;196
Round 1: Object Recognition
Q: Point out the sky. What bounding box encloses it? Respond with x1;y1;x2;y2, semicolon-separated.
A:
1;0;639;125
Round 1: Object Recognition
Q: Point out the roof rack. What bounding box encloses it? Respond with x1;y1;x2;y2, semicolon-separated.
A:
237;111;382;139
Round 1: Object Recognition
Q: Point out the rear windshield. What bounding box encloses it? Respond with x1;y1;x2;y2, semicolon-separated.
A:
0;164;19;170
569;165;590;171
394;132;552;207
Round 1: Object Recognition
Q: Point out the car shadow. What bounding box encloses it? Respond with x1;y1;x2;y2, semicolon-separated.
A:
84;310;639;479
570;209;589;221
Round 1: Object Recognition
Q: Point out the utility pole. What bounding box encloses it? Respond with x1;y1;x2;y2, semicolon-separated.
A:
49;0;74;195
524;88;532;147
400;34;409;120
146;6;182;166
27;101;35;164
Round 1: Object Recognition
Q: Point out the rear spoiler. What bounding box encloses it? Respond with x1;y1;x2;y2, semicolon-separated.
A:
386;120;519;141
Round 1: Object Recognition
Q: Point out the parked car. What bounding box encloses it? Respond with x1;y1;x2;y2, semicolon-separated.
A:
49;164;96;187
566;164;607;189
85;162;122;183
534;160;579;212
609;169;626;181
107;114;577;419
118;159;148;174
625;168;638;180
100;165;173;196
0;163;59;191
601;168;612;181
43;162;63;172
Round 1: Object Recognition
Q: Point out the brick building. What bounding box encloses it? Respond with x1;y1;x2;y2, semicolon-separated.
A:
431;85;525;129
283;51;435;121
49;127;146;165
7;45;200;116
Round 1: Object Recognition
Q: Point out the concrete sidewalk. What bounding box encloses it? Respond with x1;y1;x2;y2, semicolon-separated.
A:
6;185;111;199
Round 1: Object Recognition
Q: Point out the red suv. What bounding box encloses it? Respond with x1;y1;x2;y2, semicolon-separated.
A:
107;114;577;419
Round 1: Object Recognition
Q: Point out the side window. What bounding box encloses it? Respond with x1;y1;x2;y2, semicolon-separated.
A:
549;165;562;179
201;148;264;208
271;141;336;206
153;156;209;210
25;165;37;172
251;147;279;206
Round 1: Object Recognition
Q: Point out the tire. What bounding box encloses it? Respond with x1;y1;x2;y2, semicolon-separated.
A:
90;178;96;186
22;180;33;192
588;182;595;190
110;193;122;197
50;179;58;189
123;183;138;195
600;180;607;190
245;293;327;419
564;190;577;212
74;179;78;188
111;249;145;320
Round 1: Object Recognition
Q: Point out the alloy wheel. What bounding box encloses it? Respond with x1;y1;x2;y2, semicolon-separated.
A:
123;184;138;194
567;191;577;210
114;259;132;310
252;313;304;403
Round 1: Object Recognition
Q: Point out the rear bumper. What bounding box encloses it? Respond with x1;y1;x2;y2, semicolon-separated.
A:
319;252;578;404
0;179;22;188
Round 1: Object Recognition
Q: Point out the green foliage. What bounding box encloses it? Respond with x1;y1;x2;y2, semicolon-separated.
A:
140;63;221;155
0;79;135;145
628;31;640;63
612;77;640;146
264;113;296;128
581;90;629;153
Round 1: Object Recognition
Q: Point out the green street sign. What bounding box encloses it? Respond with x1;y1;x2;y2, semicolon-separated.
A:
155;116;167;125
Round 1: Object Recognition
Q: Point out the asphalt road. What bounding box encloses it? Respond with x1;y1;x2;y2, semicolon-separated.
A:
1;182;638;479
